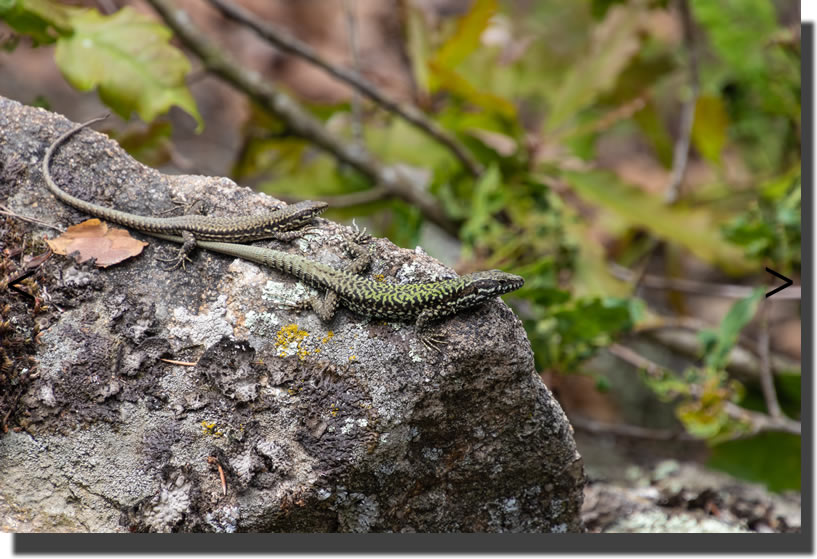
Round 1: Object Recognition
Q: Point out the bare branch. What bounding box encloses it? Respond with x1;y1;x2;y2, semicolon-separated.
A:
611;263;801;300
205;0;483;177
342;0;364;144
608;343;801;437
570;414;696;441
0;204;64;232
145;0;459;236
607;342;664;380
664;0;699;204
757;301;783;418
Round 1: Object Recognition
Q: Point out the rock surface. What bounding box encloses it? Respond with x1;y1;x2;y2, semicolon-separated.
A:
0;98;584;532
583;460;800;533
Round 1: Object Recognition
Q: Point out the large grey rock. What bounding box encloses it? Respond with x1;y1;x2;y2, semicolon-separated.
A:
0;97;583;532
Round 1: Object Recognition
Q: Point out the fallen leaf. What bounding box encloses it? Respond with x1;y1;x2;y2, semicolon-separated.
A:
46;219;147;267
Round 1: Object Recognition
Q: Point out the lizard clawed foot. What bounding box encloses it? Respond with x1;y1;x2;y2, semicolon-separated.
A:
277;299;312;313
350;219;372;245
156;251;193;271
419;332;448;353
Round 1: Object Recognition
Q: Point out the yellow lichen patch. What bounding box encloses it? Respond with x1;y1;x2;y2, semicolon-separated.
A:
321;331;335;344
374;274;386;283
201;420;224;438
275;323;310;360
349;355;357;361
329;403;339;417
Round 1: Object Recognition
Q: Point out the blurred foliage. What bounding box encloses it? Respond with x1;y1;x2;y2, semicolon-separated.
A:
3;0;801;491
0;0;202;128
721;167;801;270
708;432;801;492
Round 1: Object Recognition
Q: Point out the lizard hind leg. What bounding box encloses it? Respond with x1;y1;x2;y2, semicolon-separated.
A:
419;331;448;353
415;309;448;353
155;231;197;271
279;290;339;323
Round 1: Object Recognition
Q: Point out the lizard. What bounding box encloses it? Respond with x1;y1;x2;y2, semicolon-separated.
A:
43;116;525;351
42;115;328;267
151;232;525;352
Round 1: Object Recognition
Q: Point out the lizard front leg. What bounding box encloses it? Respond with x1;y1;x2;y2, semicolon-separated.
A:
287;290;339;323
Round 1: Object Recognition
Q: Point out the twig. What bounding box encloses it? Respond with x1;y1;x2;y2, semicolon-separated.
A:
628;0;700;291
569;413;696;441
310;186;391;208
205;0;483;177
721;400;800;437
665;0;698;205
642;327;800;382
207;456;227;496
159;358;198;366
608;342;800;437
343;0;364;144
608;343;664;380
146;0;460;236
0;204;64;232
757;301;783;418
611;263;801;300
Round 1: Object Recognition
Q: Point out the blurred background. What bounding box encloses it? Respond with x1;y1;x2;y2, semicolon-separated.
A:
0;0;802;504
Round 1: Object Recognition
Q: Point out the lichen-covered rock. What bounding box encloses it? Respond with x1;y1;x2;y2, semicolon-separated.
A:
0;98;584;532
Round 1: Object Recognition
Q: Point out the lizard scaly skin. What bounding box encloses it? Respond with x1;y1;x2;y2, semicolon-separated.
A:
152;233;524;351
42;116;327;266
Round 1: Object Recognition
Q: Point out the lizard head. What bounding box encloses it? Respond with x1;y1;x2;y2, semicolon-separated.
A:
284;200;329;227
460;269;524;299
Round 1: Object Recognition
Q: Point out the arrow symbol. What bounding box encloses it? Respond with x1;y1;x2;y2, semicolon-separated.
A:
765;268;793;298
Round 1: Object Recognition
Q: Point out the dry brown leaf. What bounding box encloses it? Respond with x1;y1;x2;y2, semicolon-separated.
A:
46;219;147;267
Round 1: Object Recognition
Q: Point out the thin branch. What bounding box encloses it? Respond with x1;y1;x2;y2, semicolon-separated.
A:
611;263;801;300
147;0;459;236
607;342;664;380
0;204;64;232
343;0;364;144
665;0;699;204
313;186;391;208
570;413;696;441
628;0;700;292
608;343;801;437
276;186;390;208
757;301;783;418
642;327;800;382
205;0;483;177
721;400;800;437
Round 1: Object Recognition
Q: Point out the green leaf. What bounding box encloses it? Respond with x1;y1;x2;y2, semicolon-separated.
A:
633;99;674;168
691;95;729;164
0;0;78;44
114;120;173;167
545;2;642;131
404;1;432;94
430;0;497;71
564;170;752;274
690;0;777;82
698;288;764;371
708;432;800;492
429;62;517;119
55;7;202;130
461;163;504;246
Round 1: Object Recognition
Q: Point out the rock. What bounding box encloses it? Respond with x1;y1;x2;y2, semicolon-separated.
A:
583;460;800;533
0;98;583;532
